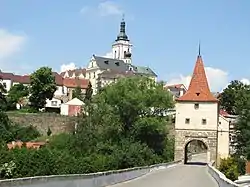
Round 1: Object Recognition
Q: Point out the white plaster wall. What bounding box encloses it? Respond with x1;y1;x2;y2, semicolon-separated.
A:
1;79;12;92
218;116;230;159
175;102;218;130
112;40;132;63
54;86;65;95
60;104;69;115
45;98;62;108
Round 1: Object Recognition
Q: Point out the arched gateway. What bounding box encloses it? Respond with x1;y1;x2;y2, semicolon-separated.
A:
174;50;228;165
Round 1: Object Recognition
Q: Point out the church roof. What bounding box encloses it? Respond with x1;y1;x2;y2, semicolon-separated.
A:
132;65;157;77
177;54;218;102
93;55;157;77
94;56;128;72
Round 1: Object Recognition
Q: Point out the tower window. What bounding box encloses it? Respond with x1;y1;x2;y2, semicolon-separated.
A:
202;119;207;125
115;51;117;58
194;103;199;109
185;118;190;124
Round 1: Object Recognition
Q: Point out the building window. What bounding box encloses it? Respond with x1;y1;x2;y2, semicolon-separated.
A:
194;103;199;109
93;72;96;78
89;73;91;79
202;119;207;125
51;101;57;106
185;118;190;124
2;83;6;88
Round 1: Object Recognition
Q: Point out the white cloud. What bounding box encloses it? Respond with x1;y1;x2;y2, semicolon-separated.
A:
60;62;77;73
167;67;229;92
240;78;250;85
98;1;123;16
103;51;113;58
80;1;124;17
0;29;26;60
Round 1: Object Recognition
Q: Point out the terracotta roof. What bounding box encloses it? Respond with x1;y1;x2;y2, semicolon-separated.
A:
7;141;46;150
177;55;218;102
52;72;63;86
60;68;86;78
219;109;229;117
0;72;14;80
63;78;89;89
12;75;30;84
164;84;187;90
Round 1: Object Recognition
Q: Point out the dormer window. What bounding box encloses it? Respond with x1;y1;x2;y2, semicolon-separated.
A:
194;103;199;109
115;62;119;66
128;66;133;71
104;60;109;64
196;92;200;96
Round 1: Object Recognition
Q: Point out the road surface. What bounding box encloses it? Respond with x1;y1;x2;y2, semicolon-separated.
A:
107;164;218;187
108;153;218;187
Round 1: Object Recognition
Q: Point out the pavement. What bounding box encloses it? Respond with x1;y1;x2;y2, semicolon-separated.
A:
108;153;218;187
107;164;218;187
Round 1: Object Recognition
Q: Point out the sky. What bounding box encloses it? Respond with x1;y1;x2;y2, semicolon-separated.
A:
0;0;250;92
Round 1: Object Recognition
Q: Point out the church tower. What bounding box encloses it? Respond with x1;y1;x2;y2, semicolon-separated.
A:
112;16;133;64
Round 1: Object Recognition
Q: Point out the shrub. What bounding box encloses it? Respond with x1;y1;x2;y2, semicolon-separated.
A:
219;157;239;181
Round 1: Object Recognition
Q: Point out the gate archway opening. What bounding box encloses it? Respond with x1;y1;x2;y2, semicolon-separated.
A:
184;139;208;165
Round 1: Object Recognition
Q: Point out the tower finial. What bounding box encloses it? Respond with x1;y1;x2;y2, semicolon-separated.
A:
122;13;125;21
198;41;201;57
116;14;129;41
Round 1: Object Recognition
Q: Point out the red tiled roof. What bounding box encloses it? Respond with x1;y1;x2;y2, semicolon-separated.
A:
177;55;218;102
63;78;89;89
164;84;187;90
52;72;63;86
0;72;15;80
219;109;229;117
60;68;86;78
12;75;30;84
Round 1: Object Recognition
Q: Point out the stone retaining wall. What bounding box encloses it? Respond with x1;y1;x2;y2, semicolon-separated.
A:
0;161;181;187
7;112;77;135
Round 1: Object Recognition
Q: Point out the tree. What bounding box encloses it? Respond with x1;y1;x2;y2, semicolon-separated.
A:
220;80;250;115
84;82;93;103
7;84;29;109
72;86;83;100
235;99;250;159
29;67;57;110
77;76;174;160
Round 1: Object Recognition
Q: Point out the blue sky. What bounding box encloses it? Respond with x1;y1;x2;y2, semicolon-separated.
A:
0;0;250;91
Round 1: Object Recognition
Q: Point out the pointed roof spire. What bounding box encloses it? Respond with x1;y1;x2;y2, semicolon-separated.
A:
177;49;218;102
116;15;129;41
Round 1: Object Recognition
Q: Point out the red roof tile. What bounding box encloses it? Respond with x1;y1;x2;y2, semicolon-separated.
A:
60;68;86;78
164;84;187;90
177;55;218;102
63;78;89;89
12;75;30;84
52;72;63;86
0;72;15;80
219;109;229;116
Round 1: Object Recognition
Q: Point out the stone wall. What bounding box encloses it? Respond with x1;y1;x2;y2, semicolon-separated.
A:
174;129;217;163
7;112;77;135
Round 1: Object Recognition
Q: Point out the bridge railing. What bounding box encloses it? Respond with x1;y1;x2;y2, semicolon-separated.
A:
0;160;181;187
207;163;240;187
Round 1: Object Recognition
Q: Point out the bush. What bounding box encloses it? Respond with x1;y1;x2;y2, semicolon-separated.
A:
219;157;239;181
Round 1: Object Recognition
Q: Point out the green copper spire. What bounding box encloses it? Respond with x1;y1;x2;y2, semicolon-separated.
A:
116;15;129;41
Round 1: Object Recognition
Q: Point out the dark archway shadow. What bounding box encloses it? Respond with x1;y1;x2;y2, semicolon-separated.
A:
184;139;208;165
185;162;207;166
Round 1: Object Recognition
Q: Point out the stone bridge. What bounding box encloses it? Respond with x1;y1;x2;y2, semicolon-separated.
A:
0;153;240;187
